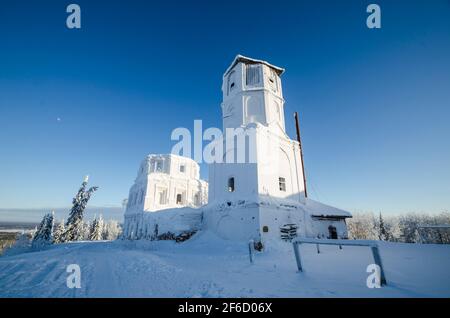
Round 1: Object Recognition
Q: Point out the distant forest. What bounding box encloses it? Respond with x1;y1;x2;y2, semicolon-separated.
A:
348;212;450;244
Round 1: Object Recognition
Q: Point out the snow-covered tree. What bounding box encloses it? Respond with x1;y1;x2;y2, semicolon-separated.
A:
103;220;121;240
32;212;55;248
347;212;378;240
89;215;104;241
82;220;91;241
62;176;98;242
378;213;389;241
52;219;65;244
398;213;422;243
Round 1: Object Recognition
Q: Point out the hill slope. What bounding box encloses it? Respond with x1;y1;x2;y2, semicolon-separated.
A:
1;231;449;297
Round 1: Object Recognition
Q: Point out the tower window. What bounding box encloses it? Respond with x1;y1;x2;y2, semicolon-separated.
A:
228;177;235;192
179;164;185;173
246;64;261;86
279;177;286;192
227;71;236;95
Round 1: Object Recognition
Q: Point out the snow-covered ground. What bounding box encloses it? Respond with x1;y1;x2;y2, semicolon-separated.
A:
1;231;449;297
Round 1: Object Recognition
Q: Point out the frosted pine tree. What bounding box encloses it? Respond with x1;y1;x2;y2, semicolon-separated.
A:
378;213;388;241
97;215;104;240
32;212;55;248
62;176;98;242
88;219;97;240
52;219;65;244
89;215;104;241
81;220;91;240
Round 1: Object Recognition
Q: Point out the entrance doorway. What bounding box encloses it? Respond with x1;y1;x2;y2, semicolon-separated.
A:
328;225;338;239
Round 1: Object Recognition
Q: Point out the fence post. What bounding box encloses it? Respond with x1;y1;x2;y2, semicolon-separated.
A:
293;242;303;272
370;245;387;286
248;240;254;264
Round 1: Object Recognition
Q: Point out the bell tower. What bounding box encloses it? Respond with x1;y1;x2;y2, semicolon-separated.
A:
221;55;286;136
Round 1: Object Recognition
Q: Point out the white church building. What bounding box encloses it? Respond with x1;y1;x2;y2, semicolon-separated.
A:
123;154;208;240
123;55;351;245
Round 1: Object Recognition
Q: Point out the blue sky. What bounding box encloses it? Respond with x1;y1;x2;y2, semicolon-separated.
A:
0;0;449;217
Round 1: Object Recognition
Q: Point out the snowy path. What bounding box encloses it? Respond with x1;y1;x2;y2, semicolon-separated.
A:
1;231;450;297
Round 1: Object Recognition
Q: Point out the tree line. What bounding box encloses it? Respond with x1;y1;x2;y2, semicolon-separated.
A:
347;212;450;244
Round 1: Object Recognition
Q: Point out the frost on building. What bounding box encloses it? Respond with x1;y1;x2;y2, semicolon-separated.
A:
122;55;351;245
203;55;351;243
123;154;208;240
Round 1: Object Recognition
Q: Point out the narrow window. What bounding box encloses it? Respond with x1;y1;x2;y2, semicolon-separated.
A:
246;64;261;86
228;177;235;192
176;193;182;204
179;164;185;173
279;177;286;192
194;193;200;205
155;160;163;172
227;71;236;95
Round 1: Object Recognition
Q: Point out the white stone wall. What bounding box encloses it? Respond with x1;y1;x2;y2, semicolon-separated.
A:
125;154;208;215
208;123;306;206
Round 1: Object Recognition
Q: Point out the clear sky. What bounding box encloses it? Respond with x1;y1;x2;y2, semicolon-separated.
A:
0;0;449;217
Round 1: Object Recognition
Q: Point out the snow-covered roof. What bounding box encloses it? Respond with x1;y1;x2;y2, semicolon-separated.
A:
205;196;351;219
302;198;352;218
224;54;285;77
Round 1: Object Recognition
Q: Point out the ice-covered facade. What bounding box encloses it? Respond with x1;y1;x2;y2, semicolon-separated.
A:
123;154;207;239
122;55;351;245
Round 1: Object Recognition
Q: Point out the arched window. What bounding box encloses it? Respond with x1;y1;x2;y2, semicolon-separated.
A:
194;193;200;205
176;193;183;205
228;177;235;192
